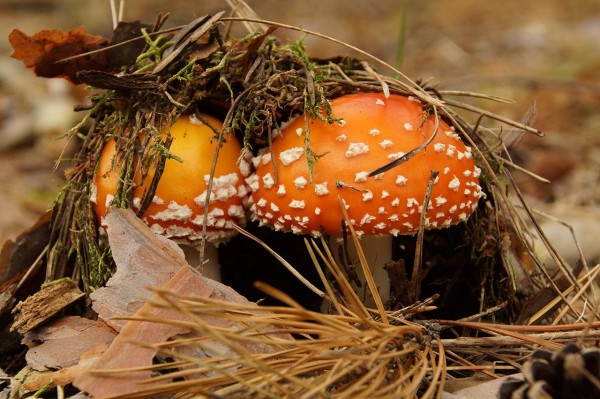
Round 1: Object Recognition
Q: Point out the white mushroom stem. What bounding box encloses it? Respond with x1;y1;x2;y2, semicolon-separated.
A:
181;242;221;281
329;235;392;307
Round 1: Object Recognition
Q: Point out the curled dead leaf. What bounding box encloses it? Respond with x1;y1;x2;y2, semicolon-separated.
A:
9;27;109;84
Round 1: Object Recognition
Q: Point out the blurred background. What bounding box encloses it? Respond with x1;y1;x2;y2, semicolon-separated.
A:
1;0;599;263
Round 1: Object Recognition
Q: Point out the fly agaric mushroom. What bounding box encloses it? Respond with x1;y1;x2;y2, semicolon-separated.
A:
93;113;251;280
247;93;484;303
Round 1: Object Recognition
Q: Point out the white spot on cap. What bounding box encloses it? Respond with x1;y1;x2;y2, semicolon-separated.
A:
463;170;472;177
402;222;414;230
378;206;386;214
289;200;305;209
390;228;400;236
346;143;370;157
251;154;262;168
374;173;384;180
388;214;399;222
133;197;142;210
362;190;373;202
443;167;451;175
436;212;445;219
228;204;245;219
374;222;387;230
336;134;347;142
379;139;393;148
261;152;272;165
449;205;457;213
464;189;472;196
375;98;385;105
473;167;482;178
360;214;376;225
291;225;303;234
256;198;267;207
388;151;405;160
315;207;321;215
407;198;419;208
280;147;305;165
403;122;414;132
369;128;380;136
446;145;456;158
246;174;259;192
338;119;347;127
458;212;468;221
262;173;275;189
355;171;369;182
152;201;192;222
294;176;308;189
391;198;400;206
435;196;447;207
270;202;280;212
448;176;460;192
272;185;285;198
152;196;164;205
381;190;390;199
395;175;408;186
434;143;445;153
295;127;303;136
314;182;329;196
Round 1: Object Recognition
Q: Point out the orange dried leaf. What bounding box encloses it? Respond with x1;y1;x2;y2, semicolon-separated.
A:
9;27;109;84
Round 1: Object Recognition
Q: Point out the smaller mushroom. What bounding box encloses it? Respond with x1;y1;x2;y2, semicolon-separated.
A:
247;93;483;304
93;113;251;280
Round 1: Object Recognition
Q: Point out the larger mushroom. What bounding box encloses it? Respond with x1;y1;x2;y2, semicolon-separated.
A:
247;93;484;303
93;113;251;280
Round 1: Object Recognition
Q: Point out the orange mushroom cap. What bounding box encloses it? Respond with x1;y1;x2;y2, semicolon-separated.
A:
93;113;251;243
247;93;484;237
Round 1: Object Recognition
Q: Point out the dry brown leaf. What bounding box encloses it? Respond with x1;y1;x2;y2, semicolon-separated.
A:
90;208;190;331
75;208;292;398
74;265;215;397
23;316;116;371
9;27;109;84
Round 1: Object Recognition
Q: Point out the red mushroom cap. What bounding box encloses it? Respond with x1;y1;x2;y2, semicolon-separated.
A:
93;113;251;242
247;93;484;237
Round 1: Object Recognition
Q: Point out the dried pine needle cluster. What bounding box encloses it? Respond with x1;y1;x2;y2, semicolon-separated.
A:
105;286;444;399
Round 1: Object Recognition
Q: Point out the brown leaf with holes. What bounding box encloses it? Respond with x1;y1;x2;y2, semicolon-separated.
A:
9;27;109;84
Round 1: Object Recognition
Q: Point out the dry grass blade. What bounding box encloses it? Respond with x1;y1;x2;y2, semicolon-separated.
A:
103;284;438;399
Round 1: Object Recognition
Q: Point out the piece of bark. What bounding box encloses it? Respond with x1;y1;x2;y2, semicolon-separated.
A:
0;211;51;315
11;279;84;334
23;316;116;371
